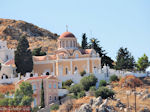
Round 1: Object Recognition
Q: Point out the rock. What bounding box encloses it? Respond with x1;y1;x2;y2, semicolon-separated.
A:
95;108;99;112
144;89;149;94
116;100;126;108
98;107;105;112
99;99;108;108
142;94;150;100
89;99;93;106
120;107;123;111
92;97;103;107
78;104;92;112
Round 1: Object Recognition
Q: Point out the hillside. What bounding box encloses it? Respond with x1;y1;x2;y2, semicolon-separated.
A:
0;18;58;53
0;18;58;40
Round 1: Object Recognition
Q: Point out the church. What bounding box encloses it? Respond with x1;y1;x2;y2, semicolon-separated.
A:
33;31;101;77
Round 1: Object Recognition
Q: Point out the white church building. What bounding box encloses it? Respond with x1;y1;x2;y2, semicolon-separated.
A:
0;40;15;79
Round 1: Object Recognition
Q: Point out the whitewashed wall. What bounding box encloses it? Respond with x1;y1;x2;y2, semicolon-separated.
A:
58;89;69;96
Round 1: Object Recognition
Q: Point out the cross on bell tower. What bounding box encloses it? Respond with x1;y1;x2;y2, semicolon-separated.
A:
66;25;68;32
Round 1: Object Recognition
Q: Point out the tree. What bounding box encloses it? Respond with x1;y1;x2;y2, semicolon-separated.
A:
115;47;135;70
136;54;149;71
13;82;33;106
40;80;45;108
80;74;97;91
89;38;114;68
32;47;46;56
15;35;33;75
80;70;86;76
89;38;105;57
81;33;88;49
102;55;114;68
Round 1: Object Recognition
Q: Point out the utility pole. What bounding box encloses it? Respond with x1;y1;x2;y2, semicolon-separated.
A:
134;91;137;112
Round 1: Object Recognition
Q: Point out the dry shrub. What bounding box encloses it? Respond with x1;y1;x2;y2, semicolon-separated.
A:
59;99;74;112
0;84;15;94
119;75;143;88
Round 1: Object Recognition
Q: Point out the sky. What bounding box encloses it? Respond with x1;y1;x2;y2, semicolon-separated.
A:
0;0;150;61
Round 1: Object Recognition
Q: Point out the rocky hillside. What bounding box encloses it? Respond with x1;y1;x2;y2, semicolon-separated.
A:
0;18;58;53
0;18;58;40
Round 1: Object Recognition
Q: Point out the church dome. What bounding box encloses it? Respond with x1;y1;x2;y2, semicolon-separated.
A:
59;32;75;39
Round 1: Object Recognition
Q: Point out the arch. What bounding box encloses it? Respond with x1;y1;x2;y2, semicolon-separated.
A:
46;72;50;75
75;66;78;71
1;74;8;79
30;73;33;77
65;67;68;75
73;50;82;57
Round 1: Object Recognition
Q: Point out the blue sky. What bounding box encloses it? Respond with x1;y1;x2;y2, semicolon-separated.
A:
0;0;150;61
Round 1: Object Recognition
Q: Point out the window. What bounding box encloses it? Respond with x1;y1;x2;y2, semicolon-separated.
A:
49;84;51;88
53;84;56;89
75;66;77;71
34;98;37;107
65;68;68;75
55;96;57;101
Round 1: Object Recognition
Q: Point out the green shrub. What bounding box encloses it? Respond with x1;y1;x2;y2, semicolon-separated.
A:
99;80;107;87
80;74;97;91
69;84;83;96
80;70;86;76
0;98;9;106
50;104;59;111
62;80;74;89
109;75;119;82
77;91;86;98
64;80;73;87
95;87;115;99
89;86;96;92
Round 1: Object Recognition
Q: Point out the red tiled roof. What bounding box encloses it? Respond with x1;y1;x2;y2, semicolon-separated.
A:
5;59;14;65
33;56;47;61
26;75;48;81
16;80;24;85
59;32;75;39
84;49;93;54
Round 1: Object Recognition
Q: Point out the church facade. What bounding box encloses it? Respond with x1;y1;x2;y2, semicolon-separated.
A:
33;32;101;76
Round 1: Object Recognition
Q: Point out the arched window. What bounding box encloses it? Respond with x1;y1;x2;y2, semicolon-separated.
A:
65;67;68;75
75;66;77;71
70;41;72;47
30;73;33;77
73;41;75;47
46;72;50;75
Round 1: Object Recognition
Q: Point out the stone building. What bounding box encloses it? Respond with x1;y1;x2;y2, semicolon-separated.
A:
15;75;60;107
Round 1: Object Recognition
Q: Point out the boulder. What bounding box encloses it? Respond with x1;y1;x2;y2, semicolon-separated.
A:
78;104;92;112
92;97;103;107
89;99;93;106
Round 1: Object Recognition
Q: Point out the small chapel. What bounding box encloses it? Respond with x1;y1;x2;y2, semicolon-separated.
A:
33;31;101;76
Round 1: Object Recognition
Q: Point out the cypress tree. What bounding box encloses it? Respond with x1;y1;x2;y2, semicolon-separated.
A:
40;79;45;108
81;33;88;49
15;35;33;75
